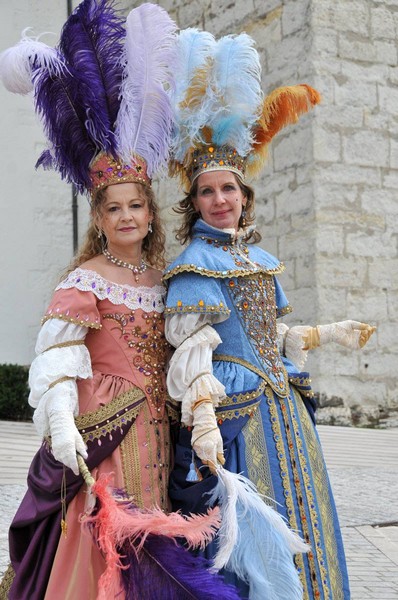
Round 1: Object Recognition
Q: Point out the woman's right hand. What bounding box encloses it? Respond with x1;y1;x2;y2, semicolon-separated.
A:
48;410;87;476
191;399;225;474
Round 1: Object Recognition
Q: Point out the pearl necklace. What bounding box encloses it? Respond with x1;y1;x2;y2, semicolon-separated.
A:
103;248;147;282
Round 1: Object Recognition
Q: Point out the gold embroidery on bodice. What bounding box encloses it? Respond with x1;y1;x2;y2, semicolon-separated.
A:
103;310;170;415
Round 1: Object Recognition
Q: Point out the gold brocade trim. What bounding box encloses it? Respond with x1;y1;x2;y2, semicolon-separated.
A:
166;398;180;422
219;381;266;407
164;304;230;316
295;390;344;598
213;353;289;398
214;381;266;422
277;304;293;317
76;387;145;443
41;314;102;329
288;376;315;399
143;403;157;507
282;387;329;599
244;406;276;502
163;262;285;281
159;414;170;509
289;376;311;386
0;563;14;599
215;401;260;422
264;386;309;598
120;415;144;508
48;376;74;390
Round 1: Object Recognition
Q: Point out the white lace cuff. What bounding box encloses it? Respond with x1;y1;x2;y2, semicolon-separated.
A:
181;373;226;426
276;322;289;356
285;326;309;371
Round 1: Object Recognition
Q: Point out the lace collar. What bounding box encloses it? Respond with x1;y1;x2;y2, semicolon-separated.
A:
57;268;166;312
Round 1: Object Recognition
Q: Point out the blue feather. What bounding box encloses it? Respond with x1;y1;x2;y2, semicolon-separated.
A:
171;28;216;163
209;34;263;156
208;468;308;600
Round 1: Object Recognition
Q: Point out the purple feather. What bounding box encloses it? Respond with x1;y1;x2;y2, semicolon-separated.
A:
58;0;125;156
33;63;97;192
35;149;54;170
119;535;241;600
115;3;177;175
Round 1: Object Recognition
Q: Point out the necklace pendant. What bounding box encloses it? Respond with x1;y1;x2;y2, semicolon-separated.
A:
103;248;147;280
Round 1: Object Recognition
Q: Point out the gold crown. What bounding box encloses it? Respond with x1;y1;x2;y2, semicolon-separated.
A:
188;145;246;183
89;152;151;198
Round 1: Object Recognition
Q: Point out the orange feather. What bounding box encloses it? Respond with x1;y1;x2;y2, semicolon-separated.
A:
246;84;321;178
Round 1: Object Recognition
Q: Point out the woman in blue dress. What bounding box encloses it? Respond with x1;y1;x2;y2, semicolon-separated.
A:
163;29;375;600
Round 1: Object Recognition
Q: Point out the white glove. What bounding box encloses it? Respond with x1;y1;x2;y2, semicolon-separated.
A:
33;380;87;476
302;320;376;350
48;409;87;476
191;399;225;474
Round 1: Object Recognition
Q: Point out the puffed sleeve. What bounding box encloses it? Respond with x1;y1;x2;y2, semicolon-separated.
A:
29;285;100;436
165;272;230;425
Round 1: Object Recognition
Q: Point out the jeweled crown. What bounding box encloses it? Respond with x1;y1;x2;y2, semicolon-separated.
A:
89;152;151;197
188;145;246;183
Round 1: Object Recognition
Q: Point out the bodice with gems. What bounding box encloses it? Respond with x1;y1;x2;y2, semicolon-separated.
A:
164;220;292;397
46;268;170;418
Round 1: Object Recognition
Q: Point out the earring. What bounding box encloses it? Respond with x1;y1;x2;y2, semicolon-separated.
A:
241;208;247;228
97;229;102;239
148;222;153;233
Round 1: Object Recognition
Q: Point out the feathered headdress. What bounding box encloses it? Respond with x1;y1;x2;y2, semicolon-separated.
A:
170;30;321;188
0;0;177;197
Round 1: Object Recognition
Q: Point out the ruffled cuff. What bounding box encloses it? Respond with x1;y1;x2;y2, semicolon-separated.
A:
276;322;289;356
181;373;226;426
285;327;309;371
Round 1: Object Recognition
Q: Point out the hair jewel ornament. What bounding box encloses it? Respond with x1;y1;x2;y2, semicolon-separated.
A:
169;28;321;188
0;0;177;199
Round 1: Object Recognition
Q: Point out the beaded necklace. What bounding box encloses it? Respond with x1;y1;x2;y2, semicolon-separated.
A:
103;248;147;283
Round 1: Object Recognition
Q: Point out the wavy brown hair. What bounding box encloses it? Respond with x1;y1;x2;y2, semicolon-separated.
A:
64;183;166;277
174;173;261;245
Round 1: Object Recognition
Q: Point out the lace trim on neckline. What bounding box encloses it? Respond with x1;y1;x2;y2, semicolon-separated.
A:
56;268;166;312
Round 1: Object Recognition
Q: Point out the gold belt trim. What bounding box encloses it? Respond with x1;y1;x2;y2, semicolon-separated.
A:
76;387;146;443
213;353;289;398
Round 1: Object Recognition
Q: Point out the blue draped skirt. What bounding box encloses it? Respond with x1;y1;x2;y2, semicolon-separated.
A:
169;380;350;600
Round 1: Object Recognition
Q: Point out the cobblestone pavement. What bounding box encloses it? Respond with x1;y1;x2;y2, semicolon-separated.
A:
1;422;398;599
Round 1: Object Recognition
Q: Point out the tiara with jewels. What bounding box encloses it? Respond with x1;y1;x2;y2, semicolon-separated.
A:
188;145;246;183
89;152;151;196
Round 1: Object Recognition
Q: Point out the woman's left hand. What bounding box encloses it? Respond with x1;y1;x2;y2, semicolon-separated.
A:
300;320;376;351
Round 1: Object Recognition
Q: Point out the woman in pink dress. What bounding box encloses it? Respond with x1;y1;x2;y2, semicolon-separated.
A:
0;2;180;598
9;177;174;600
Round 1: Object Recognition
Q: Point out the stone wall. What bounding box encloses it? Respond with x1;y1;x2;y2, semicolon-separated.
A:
1;0;396;425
